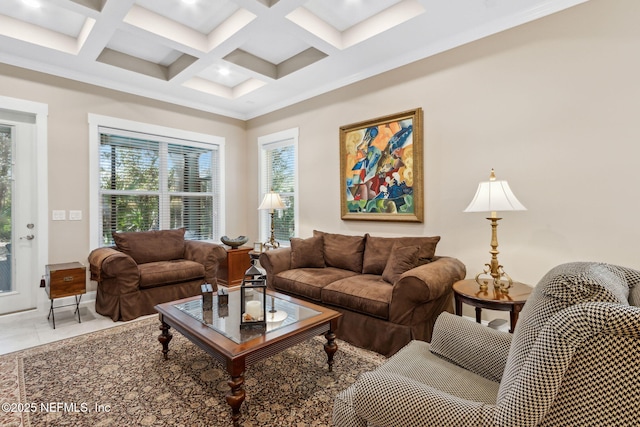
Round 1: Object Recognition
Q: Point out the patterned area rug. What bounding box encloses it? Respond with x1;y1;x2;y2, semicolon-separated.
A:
0;318;385;427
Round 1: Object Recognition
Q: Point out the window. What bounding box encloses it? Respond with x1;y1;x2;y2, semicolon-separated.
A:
258;128;298;247
89;115;225;246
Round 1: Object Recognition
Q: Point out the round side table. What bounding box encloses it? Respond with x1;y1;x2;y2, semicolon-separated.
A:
453;279;532;333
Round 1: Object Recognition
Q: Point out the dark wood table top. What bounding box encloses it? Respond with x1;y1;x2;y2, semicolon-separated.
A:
453;279;532;307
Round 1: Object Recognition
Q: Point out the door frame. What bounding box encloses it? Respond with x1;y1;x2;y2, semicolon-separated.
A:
0;95;48;313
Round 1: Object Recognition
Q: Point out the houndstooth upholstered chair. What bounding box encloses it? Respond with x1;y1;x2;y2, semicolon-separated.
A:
333;262;640;427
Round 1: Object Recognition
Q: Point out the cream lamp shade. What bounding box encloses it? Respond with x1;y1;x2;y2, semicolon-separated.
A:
258;191;285;212
464;175;526;215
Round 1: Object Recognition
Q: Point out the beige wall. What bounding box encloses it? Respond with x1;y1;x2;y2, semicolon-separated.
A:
246;0;640;293
0;65;247;292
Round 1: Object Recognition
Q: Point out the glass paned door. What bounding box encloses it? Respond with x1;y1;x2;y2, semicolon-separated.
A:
0;126;12;294
0;115;38;314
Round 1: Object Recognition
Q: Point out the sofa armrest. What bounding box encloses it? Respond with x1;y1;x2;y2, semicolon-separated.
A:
352;371;494;427
88;247;117;282
389;256;465;322
259;247;291;289
88;247;140;295
430;312;512;382
184;240;227;287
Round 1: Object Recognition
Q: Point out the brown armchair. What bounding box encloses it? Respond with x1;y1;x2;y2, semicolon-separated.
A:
88;228;226;321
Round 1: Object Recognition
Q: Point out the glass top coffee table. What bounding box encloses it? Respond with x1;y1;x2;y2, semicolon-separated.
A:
154;287;342;427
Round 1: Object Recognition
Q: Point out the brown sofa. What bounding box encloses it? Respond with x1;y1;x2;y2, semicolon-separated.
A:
88;228;227;321
259;231;466;356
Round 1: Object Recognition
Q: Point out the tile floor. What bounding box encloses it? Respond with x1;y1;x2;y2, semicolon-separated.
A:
0;300;153;355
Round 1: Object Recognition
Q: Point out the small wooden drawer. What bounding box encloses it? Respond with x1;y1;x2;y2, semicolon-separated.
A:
46;262;86;299
217;246;252;287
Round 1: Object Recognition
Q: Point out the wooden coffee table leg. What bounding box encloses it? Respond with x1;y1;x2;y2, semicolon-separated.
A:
324;329;338;372
226;362;246;427
158;316;173;360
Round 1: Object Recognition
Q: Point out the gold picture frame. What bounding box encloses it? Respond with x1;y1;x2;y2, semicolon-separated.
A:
340;108;424;222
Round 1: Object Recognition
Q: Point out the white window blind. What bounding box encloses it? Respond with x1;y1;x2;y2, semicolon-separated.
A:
98;127;220;245
259;129;298;246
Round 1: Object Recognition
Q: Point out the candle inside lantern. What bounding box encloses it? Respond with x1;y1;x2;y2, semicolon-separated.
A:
245;300;262;320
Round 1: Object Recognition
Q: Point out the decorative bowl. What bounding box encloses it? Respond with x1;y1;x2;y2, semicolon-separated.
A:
220;235;249;248
266;310;288;328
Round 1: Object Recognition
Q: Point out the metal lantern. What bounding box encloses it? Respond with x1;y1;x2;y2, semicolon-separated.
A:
240;264;267;330
217;287;229;318
201;283;214;324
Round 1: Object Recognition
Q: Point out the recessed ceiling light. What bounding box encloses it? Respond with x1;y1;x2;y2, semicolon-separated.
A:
22;0;41;8
219;68;230;76
182;0;197;4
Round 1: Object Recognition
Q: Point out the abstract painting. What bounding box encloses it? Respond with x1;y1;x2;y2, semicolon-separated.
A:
340;108;423;222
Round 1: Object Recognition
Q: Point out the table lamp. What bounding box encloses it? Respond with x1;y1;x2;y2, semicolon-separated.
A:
464;169;526;293
258;191;285;249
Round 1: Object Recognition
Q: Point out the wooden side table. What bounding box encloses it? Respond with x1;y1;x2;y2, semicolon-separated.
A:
453;279;532;333
217;246;252;287
45;262;86;329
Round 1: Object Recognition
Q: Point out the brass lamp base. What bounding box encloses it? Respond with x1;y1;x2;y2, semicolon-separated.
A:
263;211;280;250
475;269;513;294
475;216;513;294
263;241;280;250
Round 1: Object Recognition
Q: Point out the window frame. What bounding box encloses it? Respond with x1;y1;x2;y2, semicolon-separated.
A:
258;128;299;247
88;114;225;247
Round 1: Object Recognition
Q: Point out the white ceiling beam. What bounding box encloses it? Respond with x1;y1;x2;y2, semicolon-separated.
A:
343;0;425;49
207;8;257;52
124;5;208;53
0;15;78;54
76;0;135;60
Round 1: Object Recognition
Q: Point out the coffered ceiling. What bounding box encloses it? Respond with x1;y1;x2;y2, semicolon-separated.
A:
0;0;588;120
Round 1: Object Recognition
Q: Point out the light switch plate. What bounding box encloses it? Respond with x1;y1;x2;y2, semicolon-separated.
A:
52;210;66;221
69;210;82;221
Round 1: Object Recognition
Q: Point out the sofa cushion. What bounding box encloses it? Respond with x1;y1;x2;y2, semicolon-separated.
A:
290;236;325;269
382;245;420;284
322;275;392;319
113;228;186;264
363;234;441;274
138;259;204;289
273;267;358;301
314;230;365;273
